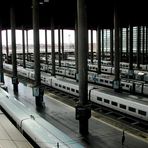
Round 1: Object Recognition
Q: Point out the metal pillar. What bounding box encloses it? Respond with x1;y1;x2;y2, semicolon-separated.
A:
102;29;104;60
106;29;108;59
32;0;44;108
75;0;91;136
45;29;48;65
90;29;93;63
75;20;78;74
61;29;64;60
51;17;55;76
110;29;114;66
142;26;145;64
146;26;148;64
10;6;18;92
58;27;61;67
113;4;120;92
96;27;101;74
26;30;29;61
126;27;129;62
0;27;4;83
128;25;134;79
137;26;141;69
22;27;26;68
6;30;9;62
119;28;122;62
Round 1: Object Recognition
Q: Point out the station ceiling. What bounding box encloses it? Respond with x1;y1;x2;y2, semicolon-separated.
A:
0;0;147;29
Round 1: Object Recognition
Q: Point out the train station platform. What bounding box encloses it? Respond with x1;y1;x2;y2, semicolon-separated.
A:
3;73;148;148
0;109;32;148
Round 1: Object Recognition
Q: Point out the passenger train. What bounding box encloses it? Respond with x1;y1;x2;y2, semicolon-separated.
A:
0;86;84;148
17;59;148;83
3;63;148;122
16;60;148;96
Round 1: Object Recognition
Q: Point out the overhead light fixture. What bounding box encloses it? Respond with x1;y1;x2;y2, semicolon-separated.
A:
44;0;49;2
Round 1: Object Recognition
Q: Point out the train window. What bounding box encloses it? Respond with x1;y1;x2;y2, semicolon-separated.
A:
76;90;79;93
55;83;58;86
104;99;109;104
100;79;103;82
121;84;125;86
67;87;70;90
97;97;102;101
71;88;75;92
59;84;61;87
120;104;126;109
126;84;129;88
110;81;113;84
63;86;66;89
128;107;136;112
111;101;117;106
105;80;108;83
138;110;146;116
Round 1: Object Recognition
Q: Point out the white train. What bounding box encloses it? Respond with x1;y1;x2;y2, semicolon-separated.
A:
17;59;148;83
3;63;148;122
0;87;84;148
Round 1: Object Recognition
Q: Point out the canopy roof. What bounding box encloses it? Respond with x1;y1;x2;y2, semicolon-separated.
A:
0;0;147;29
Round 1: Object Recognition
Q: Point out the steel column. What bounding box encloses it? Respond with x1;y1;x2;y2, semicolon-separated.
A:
113;4;120;91
75;21;78;74
0;27;4;83
58;27;61;67
110;29;114;66
102;29;104;60
32;0;44;108
96;27;101;74
137;26;141;69
90;29;93;63
119;28;123;62
22;27;26;68
45;29;48;65
62;29;64;60
128;25;134;79
26;30;29;61
126;27;129;62
51;17;55;76
6;30;9;62
146;26;148;63
76;0;91;136
10;6;18;92
142;26;145;64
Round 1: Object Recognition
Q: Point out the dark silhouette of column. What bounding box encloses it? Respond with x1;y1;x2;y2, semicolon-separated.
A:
51;16;55;76
0;26;4;83
90;29;93;63
102;29;104;60
128;25;134;79
126;27;129;62
75;0;91;136
26;30;29;61
58;27;61;67
61;29;64;60
45;29;48;64
110;28;114;66
137;26;141;69
113;3;120;92
75;20;78;74
6;30;9;62
10;6;18;92
96;27;101;74
32;0;44;108
22;27;26;68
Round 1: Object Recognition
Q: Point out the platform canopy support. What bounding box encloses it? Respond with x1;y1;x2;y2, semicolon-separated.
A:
75;0;91;136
